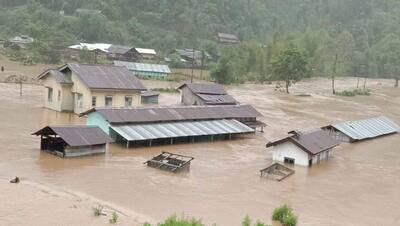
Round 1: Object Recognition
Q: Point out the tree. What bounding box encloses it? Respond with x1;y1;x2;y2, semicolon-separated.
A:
271;45;309;93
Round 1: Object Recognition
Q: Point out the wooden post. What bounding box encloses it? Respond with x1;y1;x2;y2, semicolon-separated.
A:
170;138;173;145
149;140;152;147
19;75;22;96
126;140;130;149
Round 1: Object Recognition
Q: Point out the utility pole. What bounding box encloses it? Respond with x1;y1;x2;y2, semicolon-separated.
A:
19;75;23;96
191;47;195;83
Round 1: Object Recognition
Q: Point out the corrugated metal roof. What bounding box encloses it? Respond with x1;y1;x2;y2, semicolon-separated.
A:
37;69;73;84
135;48;156;55
178;83;227;95
175;49;211;60
197;94;237;105
68;43;111;52
107;45;133;54
330;116;400;141
64;63;146;91
83;105;262;124
267;130;340;155
33;126;113;147
111;119;254;141
114;61;171;74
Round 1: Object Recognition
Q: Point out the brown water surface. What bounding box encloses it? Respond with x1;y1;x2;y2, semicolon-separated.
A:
0;77;399;226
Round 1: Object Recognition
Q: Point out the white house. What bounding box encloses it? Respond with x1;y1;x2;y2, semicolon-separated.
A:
266;130;340;167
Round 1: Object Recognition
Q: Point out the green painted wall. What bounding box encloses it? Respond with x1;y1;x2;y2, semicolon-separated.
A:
87;112;111;134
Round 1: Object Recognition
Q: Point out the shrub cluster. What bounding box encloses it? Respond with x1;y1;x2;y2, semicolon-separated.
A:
272;204;298;226
335;88;371;97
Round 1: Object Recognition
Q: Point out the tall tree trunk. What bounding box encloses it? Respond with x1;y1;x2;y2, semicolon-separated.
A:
396;78;399;87
286;79;290;94
332;54;338;94
363;77;367;89
357;77;360;88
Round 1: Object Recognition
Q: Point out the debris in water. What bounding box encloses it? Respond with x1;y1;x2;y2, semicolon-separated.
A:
10;177;20;183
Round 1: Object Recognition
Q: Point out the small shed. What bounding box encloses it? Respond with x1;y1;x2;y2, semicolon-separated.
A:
177;83;238;106
141;90;160;104
266;130;340;167
216;32;240;44
144;152;194;172
322;116;400;143
32;126;113;157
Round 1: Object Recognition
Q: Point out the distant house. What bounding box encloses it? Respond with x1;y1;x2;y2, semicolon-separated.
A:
266;130;340;167
177;83;238;106
173;49;211;67
135;48;157;60
32;125;113;157
37;63;146;114
141;90;160;105
216;32;240;44
75;9;102;14
114;61;171;78
107;45;142;62
322;116;400;143
5;35;35;49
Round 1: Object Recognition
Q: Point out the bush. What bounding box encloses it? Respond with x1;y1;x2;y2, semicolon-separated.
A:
92;205;104;216
157;215;205;226
109;212;118;224
282;214;297;226
335;89;371;97
272;204;297;226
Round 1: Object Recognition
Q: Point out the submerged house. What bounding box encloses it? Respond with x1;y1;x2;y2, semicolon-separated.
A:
266;130;340;167
37;63;146;114
135;48;157;60
216;32;240;44
32;125;113;157
322;116;400;143
178;83;238;106
81;104;263;148
114;61;171;78
173;49;212;67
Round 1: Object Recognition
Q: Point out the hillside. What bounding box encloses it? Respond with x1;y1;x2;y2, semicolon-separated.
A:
1;0;400;82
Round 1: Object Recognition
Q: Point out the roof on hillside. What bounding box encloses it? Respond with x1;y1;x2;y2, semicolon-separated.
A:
32;125;113;147
217;32;240;41
175;49;211;60
324;116;400;141
178;83;227;95
80;104;262;124
114;61;171;74
266;130;340;155
61;63;146;91
68;43;111;52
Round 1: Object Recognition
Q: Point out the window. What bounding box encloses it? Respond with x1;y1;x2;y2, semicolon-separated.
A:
125;96;132;107
47;88;53;102
57;90;61;102
76;93;83;109
105;96;113;107
92;96;97;107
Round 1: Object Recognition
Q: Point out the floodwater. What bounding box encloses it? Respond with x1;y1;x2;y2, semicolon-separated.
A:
0;77;399;226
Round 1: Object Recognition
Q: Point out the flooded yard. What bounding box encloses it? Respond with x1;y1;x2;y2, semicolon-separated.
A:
0;77;399;226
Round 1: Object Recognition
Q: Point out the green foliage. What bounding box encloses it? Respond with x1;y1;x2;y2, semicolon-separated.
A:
242;215;252;226
335;89;371;97
157;215;205;226
109;212;118;224
271;45;310;93
92;205;104;217
272;204;297;226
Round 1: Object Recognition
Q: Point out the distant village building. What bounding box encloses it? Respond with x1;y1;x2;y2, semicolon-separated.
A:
322;116;400;143
178;83;238;106
75;9;102;14
216;32;240;44
81;104;262;148
266;130;340;167
135;48;157;60
32;125;113;157
172;49;211;67
141;90;160;105
5;35;35;49
66;43;155;62
37;63;146;114
114;61;171;78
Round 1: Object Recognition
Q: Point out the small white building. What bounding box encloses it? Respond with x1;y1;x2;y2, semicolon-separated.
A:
266;130;340;167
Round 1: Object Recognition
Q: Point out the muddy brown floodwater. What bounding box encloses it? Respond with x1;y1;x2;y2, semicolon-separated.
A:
0;77;399;226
